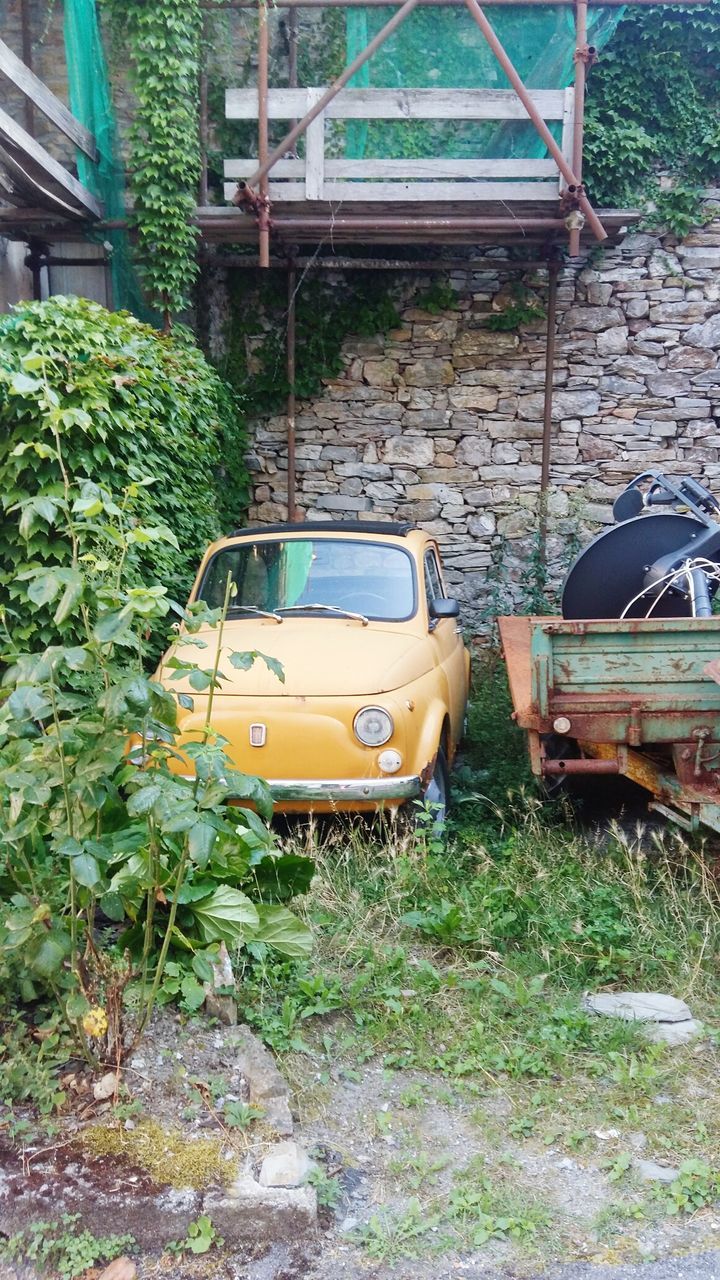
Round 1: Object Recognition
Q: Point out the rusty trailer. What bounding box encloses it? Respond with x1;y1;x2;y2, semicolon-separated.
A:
499;614;720;836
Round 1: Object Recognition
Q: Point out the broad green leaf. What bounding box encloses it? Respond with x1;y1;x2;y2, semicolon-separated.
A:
189;886;259;946
63;646;92;672
188;821;216;868
10;371;42;395
66;992;91;1019
27;572;61;607
32;933;70;977
260;653;285;684
176;880;216;904
229;651;253;672
94;608;131;643
99;891;125;922
71;852;101;889
180;974;206;1011
192;953;214;982
124;675;151;711
251;905;313;959
188;668;212;692
53;571;84;626
126;784;163;816
7;685;51;721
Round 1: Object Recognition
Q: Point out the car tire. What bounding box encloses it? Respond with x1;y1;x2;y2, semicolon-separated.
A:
413;743;450;843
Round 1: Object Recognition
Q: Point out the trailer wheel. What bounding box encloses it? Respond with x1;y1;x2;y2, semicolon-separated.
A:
540;733;582;801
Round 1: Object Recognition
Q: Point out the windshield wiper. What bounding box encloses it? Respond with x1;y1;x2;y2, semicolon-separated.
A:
279;603;368;626
228;604;283;623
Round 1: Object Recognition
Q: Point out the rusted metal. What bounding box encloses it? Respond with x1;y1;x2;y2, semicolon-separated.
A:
258;0;271;266
542;757;620;775
462;0;607;243
201;1;709;9
266;216;568;230
287;261;297;521
241;0;421;191
569;0;588;254
199;252;556;269
288;4;299;145
24;236;47;301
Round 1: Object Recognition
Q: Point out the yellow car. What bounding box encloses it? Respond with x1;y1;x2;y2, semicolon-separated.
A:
159;521;470;819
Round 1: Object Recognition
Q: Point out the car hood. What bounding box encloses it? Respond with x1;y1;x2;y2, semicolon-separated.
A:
162;617;432;697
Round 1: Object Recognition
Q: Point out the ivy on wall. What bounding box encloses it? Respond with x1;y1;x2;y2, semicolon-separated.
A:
216;270;401;416
101;0;202;323
585;1;720;227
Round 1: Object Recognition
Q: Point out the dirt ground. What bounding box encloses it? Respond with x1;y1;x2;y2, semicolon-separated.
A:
2;1007;718;1280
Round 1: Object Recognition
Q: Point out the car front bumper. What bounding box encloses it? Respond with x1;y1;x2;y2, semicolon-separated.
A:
264;775;422;804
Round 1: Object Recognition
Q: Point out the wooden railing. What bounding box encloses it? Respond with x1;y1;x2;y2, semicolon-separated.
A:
0;36;101;219
225;86;574;204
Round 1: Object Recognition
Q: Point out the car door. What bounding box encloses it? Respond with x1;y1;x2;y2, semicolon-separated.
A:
423;545;469;751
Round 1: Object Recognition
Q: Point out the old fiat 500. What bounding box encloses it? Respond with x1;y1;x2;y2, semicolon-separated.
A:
158;521;470;819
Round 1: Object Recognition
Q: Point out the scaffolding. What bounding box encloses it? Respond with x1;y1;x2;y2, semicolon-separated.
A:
0;0;708;534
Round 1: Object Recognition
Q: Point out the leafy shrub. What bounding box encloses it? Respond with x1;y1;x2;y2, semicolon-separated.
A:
0;424;311;1073
0;295;247;650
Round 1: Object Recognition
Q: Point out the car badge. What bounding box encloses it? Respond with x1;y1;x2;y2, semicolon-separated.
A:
249;723;267;747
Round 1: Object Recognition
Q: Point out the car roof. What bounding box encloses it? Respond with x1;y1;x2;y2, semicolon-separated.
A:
227;520;418;538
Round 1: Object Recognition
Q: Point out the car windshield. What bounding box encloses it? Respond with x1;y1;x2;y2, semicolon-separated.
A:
198;538;416;621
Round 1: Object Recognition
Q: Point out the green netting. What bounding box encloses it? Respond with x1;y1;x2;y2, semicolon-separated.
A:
63;0;153;321
345;5;623;163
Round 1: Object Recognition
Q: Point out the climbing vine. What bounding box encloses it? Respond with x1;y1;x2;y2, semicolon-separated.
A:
585;1;720;227
101;0;202;322
216;270;401;416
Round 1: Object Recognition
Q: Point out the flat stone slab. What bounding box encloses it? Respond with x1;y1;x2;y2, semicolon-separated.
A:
635;1159;680;1184
642;1018;704;1046
582;992;693;1023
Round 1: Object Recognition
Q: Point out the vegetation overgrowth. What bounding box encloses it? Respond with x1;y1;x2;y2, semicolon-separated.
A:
0;403;310;1083
586;0;720;227
0;296;247;653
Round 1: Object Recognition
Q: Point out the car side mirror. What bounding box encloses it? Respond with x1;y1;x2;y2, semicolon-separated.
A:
429;597;460;619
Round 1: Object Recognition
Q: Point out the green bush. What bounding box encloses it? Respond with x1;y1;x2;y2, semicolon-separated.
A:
0;295;247;649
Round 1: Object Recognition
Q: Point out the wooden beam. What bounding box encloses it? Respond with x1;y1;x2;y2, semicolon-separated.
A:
226;86;567;121
225;157;559;178
224;178;561;201
0;38;98;161
0;106;102;217
0;143;89;218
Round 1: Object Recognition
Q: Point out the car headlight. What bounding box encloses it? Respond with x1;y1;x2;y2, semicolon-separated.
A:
354;706;393;747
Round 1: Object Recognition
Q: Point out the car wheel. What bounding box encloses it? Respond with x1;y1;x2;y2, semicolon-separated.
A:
415;743;450;841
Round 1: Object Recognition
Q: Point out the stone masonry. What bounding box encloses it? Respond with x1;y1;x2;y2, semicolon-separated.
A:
245;213;720;630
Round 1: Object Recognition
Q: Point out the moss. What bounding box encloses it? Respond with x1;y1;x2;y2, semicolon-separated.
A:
81;1119;232;1190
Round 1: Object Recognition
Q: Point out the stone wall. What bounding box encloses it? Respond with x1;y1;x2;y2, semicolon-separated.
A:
244;214;720;629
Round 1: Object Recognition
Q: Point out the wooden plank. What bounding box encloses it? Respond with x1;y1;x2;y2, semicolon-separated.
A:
226;86;567;121
224;180;307;201
224;178;560;203
305;88;325;201
311;180;560;202
225;158;306;178
559;85;574;193
0;38;98;161
224;156;556;180
0;142;89;219
0;106;102;217
326;157;556;178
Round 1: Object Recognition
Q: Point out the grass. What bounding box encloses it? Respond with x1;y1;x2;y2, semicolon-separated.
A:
3;655;720;1270
231;655;720;1264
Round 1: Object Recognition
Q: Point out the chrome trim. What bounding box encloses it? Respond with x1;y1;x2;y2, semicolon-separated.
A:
267;775;421;803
